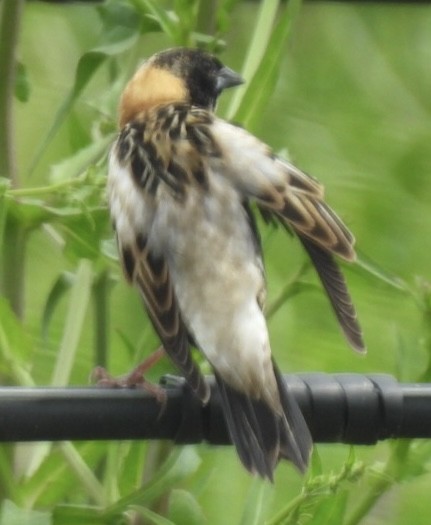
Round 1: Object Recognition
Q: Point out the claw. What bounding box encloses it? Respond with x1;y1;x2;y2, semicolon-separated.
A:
91;347;167;405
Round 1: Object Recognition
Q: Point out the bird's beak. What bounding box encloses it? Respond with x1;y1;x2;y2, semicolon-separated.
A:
216;66;244;93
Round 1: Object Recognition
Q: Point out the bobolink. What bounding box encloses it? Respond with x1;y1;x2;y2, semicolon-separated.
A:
108;48;364;480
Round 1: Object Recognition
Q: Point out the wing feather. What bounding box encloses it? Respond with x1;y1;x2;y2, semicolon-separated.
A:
210;118;363;349
211;118;356;261
118;238;210;402
299;237;365;351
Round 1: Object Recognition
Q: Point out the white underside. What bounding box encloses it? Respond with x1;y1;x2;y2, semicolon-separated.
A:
108;143;279;406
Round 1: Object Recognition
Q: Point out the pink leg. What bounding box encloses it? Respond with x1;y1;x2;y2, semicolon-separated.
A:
91;347;167;403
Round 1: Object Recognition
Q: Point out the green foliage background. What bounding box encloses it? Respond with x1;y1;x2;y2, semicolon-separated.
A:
0;0;431;523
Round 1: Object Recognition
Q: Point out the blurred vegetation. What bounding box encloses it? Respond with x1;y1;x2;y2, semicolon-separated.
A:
0;0;431;523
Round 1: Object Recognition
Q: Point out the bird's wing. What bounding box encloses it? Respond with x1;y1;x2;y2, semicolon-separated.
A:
210;118;364;351
298;237;364;351
211;118;355;260
121;240;209;401
109;123;210;403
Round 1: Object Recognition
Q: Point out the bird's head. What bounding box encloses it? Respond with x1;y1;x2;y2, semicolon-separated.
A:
119;48;244;128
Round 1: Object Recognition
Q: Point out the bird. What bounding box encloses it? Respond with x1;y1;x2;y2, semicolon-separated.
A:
107;47;364;480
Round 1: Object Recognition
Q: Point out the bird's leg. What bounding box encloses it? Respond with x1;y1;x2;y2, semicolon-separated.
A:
91;346;166;403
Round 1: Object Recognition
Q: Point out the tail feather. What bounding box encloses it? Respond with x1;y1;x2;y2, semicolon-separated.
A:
215;364;312;480
299;236;365;352
272;361;312;470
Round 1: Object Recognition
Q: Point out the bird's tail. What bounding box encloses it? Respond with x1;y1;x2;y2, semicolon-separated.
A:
215;362;312;480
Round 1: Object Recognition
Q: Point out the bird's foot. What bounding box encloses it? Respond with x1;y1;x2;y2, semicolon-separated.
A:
91;346;167;403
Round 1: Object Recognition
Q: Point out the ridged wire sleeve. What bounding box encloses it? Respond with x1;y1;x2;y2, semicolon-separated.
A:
0;374;430;443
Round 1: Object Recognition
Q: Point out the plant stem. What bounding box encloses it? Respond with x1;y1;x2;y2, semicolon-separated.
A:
6;175;94;197
0;0;24;185
93;269;111;368
265;261;311;320
226;0;280;120
265;491;307;525
139;441;173;523
2;216;26;319
0;445;20;503
0;0;25;319
196;0;218;36
345;440;411;525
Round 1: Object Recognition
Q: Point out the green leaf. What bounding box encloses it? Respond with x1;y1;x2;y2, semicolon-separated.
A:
355;251;411;294
101;442;128;503
0;177;10;194
5;197;55;230
0;500;50;525
20;443;107;508
392;440;431;482
309;447;323;478
215;0;242;34
0;195;7;259
14;61;30;103
29;2;140;174
234;0;302;129
19;262;94;481
265;263;316;320
307;490;348;525
111;329;139;363
131;506;176;525
0;297;34;386
41;272;74;341
100;238;118;262
53;504;103;525
0;446;19;503
28;55;102;174
168;489;206;525
50;135;113;184
4;191;108;248
103;447;201;520
51;259;93;386
59;208;109;263
59;442;104;505
345;447;357;474
226;0;281;119
109;442;149;498
132;0;179;42
238;479;271;525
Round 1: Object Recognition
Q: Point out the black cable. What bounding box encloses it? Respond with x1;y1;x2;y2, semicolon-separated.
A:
33;1;431;4
0;373;430;444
